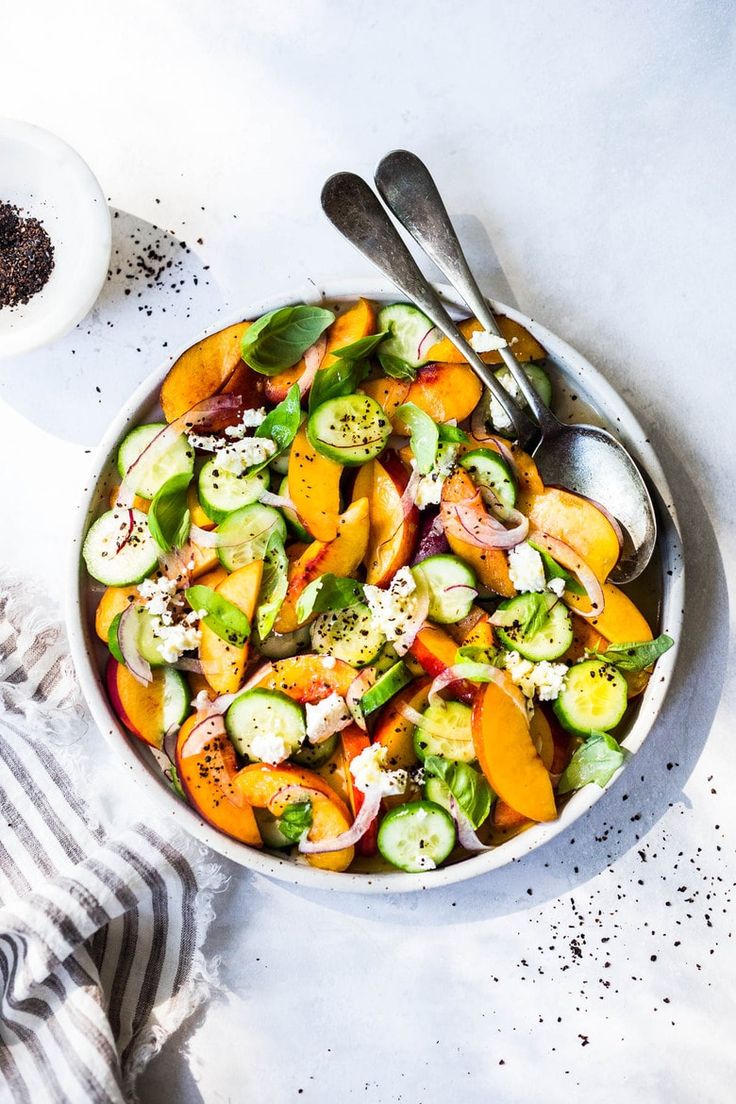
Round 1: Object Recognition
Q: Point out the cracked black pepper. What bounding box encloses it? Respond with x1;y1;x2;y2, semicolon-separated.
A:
0;201;55;308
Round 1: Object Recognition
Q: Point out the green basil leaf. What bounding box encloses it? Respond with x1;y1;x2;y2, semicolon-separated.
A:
241;305;335;375
424;756;493;829
148;472;192;552
522;592;557;638
455;643;505;667
166;764;186;800
255;383;302;456
330;330;389;361
256;533;289;639
557;730;627;794
296;573;365;624
277;799;313;843
378;352;417;380
530;543;585;597
438;424;469;444
185;585;250;647
308;357;372;413
395;402;439;475
599;634;674;672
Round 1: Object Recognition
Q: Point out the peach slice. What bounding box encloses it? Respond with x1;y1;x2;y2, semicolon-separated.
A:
189;540;220;579
251;653;357;703
521;486;620;592
199;560;264;694
472;674;557;822
407;626;477;706
106;658;184;750
360;376;411;421
353;452;419;586
426;315;546;365
373;677;431;769
176;713;261;846
440;469;515;597
188;485;215;530
95;585;140;641
160;321;264;422
274;498;370;634
288;424;342;543
530;708;555;772
401;362;482;427
235;763;354;871
340;725;378;856
589;581;653;644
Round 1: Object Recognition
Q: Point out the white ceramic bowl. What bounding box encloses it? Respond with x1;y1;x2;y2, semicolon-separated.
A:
67;280;684;893
0;119;111;358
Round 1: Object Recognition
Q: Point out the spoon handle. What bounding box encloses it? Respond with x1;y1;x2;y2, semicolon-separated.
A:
320;172;538;448
374;149;560;438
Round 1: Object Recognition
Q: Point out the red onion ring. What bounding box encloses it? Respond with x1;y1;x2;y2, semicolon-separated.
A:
527;528;605;618
399;463;422;519
180;712;226;757
159;544;194;585
116;395;245;509
298;787;383;854
346;669;377;730
442;492;528;550
259;490;295;511
428;663;528;718
171;657;205;673
267;784;321;814
448;794;491;852
117;604;152;686
416;327;441;363
298;335;327;397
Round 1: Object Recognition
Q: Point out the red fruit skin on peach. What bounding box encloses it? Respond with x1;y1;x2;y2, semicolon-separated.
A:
105;657;139;736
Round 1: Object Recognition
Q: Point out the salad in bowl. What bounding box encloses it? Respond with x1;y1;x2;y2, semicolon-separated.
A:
81;297;674;877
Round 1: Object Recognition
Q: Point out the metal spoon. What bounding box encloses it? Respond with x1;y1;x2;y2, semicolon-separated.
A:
373;150;657;584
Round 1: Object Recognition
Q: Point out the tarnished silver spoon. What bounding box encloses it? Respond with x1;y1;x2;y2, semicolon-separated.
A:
321;160;656;583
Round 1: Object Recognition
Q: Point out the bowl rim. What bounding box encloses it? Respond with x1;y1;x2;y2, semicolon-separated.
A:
66;278;684;894
0;117;112;358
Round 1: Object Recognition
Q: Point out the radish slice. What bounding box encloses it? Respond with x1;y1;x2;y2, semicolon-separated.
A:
298;335;327;397
346;669;377;730
448;794;491;852
298;787;383;854
527;528;605;618
116;395;245;509
117;604;152;687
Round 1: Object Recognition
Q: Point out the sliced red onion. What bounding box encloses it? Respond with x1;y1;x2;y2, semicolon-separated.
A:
527;528;605;618
259;490;295;511
298;786;383;854
428;662;528;718
448;794;491;852
171;657;204;673
399;463;422;520
116;395;245;509
159;544;194;585
113;509;136;554
189;524;220;548
117;604;152;686
180;712;226;757
470;402;494;443
416;327;441;362
411;509;450;564
163;723;180;763
267;784;320;814
346;669;376;730
298;335;327;397
442;492;527;550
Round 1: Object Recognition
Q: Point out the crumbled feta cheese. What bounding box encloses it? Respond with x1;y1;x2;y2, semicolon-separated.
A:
350;744;408;796
503;650;567;702
224;407;268;438
470;329;508;354
251;733;291;765
547;576;566;598
154;620;201;664
321;655;336;669
363;567;418;647
138;575;180;623
193;690;212;713
508;542;546;593
305;692;352;745
414;442;459;509
215;436;277;476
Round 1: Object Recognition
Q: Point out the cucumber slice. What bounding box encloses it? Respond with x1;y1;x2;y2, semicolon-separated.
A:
113;605;170;667
269;449;291;476
411;555;476;624
460;448;516;509
83;509;159;586
376;304;436;369
107;612;126;664
377;800;456;872
198;458;269;524
554;659;628;736
360;661;414;717
488;363;552;436
117;423;194;500
308;395;390;466
216;503;287;572
311;603;385;667
225;688;306;761
495;592;573;661
278;476;310;541
371;642;402;676
424;775;453;814
162;668;191;731
414;700;475;764
291;732;339;768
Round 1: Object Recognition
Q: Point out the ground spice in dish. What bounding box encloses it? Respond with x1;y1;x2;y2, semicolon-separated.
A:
0;201;55;308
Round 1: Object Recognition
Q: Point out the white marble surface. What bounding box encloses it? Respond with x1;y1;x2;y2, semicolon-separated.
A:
1;2;735;1101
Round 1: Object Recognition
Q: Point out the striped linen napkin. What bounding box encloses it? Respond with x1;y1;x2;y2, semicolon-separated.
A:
0;575;226;1104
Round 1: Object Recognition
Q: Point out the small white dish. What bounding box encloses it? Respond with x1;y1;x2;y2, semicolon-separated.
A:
0;119;111;358
67;280;684;894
